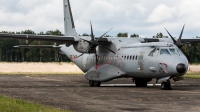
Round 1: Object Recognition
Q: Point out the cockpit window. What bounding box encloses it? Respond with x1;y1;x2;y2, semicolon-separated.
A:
160;49;170;55
149;48;159;57
149;49;155;56
169;48;179;55
177;48;183;55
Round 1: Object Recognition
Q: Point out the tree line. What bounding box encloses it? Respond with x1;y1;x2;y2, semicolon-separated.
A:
0;30;70;62
0;30;199;63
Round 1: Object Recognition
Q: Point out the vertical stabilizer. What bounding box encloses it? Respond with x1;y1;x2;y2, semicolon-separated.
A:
63;0;77;36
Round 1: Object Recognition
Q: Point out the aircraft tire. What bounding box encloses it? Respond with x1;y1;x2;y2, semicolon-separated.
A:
135;79;147;87
161;82;166;90
166;82;172;90
89;80;94;87
94;81;101;87
161;82;172;90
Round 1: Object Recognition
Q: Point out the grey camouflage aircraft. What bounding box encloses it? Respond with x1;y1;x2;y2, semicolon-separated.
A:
0;0;199;90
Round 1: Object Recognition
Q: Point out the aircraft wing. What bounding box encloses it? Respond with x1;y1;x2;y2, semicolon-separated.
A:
181;39;200;44
143;38;200;45
0;33;77;46
13;45;61;48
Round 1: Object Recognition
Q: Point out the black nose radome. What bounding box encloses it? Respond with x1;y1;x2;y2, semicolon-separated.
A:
176;63;186;73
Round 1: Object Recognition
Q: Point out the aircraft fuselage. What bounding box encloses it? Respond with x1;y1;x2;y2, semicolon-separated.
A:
60;38;188;82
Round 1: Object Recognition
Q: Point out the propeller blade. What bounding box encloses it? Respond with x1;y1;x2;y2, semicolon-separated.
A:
181;49;191;64
98;28;113;41
95;53;99;70
76;45;92;59
178;24;185;43
164;27;177;44
99;45;116;54
90;21;95;41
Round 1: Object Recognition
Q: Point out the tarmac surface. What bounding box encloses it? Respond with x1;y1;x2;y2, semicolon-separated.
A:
0;75;200;112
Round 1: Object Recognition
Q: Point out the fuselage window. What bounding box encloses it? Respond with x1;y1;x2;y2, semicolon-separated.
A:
127;56;129;60
160;49;170;55
169;48;179;55
133;55;135;60
136;56;138;60
124;56;126;60
130;56;132;60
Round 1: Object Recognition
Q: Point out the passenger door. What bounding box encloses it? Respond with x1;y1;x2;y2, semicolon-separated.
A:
138;52;145;72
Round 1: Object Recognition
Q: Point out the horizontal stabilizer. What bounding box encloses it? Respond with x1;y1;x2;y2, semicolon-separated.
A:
13;45;61;48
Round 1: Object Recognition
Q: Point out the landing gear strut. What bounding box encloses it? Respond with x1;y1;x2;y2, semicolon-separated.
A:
89;80;101;87
161;80;172;90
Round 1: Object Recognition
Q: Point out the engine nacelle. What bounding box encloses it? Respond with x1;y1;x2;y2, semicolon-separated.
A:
73;40;90;53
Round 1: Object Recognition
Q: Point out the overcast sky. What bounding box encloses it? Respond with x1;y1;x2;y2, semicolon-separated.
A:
0;0;200;38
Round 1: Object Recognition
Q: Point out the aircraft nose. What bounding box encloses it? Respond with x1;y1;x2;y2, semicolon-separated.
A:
176;63;186;73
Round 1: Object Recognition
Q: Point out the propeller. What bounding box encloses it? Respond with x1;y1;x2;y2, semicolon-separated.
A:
165;25;191;63
181;50;191;63
164;25;185;48
76;22;115;70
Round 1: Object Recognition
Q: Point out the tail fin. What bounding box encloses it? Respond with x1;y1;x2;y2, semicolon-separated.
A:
63;0;77;36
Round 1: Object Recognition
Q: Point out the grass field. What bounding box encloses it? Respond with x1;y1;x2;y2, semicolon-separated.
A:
0;62;83;75
0;96;70;112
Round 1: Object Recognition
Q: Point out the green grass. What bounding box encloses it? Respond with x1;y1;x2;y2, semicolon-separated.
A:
184;72;200;79
0;96;70;112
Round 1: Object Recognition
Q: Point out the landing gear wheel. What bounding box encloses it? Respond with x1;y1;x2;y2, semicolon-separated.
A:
89;80;94;87
94;81;101;87
135;79;147;87
161;81;172;90
161;82;166;90
89;80;101;87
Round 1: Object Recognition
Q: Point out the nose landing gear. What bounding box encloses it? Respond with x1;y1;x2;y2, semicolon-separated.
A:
161;80;172;90
89;80;101;87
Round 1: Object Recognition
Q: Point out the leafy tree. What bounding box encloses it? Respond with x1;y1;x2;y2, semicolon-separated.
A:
104;35;111;37
153;32;169;38
117;33;128;37
21;30;36;35
82;33;89;36
130;33;139;38
45;29;63;36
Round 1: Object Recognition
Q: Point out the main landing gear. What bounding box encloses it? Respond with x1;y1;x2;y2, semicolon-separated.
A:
89;80;101;87
161;80;172;90
134;78;152;87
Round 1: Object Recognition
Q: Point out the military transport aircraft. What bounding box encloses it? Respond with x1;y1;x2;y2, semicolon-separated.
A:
0;0;199;90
